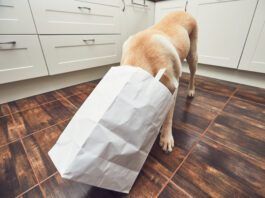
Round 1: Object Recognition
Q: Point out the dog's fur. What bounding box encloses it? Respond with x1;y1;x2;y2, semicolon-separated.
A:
121;11;198;152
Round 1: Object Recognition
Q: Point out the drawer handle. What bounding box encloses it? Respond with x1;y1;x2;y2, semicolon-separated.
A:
78;6;91;11
83;39;95;43
131;0;148;7
0;41;16;45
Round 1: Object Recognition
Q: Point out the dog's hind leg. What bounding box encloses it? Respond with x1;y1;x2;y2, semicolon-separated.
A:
186;25;198;97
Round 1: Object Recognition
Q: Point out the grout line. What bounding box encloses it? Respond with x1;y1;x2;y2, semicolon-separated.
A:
3;97;63;117
15;183;40;198
21;139;46;197
0;139;20;150
156;88;239;197
8;110;45;197
1;83;95;117
6;103;67;197
55;91;78;109
39;171;58;185
0;119;70;150
16;172;58;198
168;180;193;198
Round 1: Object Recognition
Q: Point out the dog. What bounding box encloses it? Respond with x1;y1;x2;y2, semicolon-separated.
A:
120;11;198;152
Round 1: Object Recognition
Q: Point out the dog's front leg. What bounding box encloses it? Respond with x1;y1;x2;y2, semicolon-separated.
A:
159;89;178;152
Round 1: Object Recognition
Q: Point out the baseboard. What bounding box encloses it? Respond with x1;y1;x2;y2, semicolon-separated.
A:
182;63;265;89
1;63;264;104
0;65;115;104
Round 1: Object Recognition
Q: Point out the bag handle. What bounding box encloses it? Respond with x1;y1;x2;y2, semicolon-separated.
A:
155;68;167;81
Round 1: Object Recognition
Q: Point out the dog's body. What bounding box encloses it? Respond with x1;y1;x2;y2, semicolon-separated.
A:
121;11;198;152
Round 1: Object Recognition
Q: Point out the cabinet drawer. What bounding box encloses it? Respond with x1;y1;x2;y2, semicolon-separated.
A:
0;0;36;34
40;35;121;75
0;35;48;84
29;0;121;34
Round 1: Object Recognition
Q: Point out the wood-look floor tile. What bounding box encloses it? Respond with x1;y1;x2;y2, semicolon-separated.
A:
173;98;218;133
224;97;265;124
0;115;20;147
0;103;11;117
150;127;199;174
8;91;62;114
235;85;265;105
129;156;168;198
20;186;43;198
57;119;70;131
56;82;95;97
178;83;230;111
66;92;89;109
41;173;125;198
172;139;265;197
180;73;237;96
206;113;265;166
12;100;76;137
0;141;37;198
74;82;96;95
23;122;67;182
158;181;190;198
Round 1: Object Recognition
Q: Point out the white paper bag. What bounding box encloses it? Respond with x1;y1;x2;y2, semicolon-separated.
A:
49;65;173;193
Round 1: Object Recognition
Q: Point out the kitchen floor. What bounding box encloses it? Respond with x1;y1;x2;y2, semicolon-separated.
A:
0;73;264;198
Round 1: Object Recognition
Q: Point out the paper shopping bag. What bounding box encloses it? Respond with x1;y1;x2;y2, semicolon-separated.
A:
49;65;173;193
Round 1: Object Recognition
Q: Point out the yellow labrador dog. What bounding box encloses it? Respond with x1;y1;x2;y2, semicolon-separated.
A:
121;11;198;152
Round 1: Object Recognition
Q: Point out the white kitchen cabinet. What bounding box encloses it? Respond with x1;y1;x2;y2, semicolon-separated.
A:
29;0;122;34
0;0;36;34
40;35;121;75
0;35;48;84
187;0;258;68
121;0;155;45
155;0;187;23
239;0;265;74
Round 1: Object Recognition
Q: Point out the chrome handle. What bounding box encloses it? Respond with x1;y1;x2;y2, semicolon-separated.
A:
83;39;95;42
122;0;125;11
78;6;91;10
0;41;16;45
131;0;147;7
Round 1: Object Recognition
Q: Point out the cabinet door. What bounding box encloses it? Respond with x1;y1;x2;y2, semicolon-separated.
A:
155;0;187;23
0;35;48;84
29;0;121;34
0;0;36;34
121;0;155;45
239;0;265;73
188;0;257;68
40;35;121;75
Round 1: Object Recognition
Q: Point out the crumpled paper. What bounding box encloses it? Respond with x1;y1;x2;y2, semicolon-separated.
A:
49;65;173;193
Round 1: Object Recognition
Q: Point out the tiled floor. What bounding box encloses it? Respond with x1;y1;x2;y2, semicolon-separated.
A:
0;74;264;198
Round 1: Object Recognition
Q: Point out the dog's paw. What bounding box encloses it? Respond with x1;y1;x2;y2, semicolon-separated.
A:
159;133;174;153
188;89;195;98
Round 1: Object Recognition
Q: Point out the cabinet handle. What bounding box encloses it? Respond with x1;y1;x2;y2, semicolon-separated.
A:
83;39;95;43
78;6;91;11
131;0;147;7
121;0;126;11
0;41;16;45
